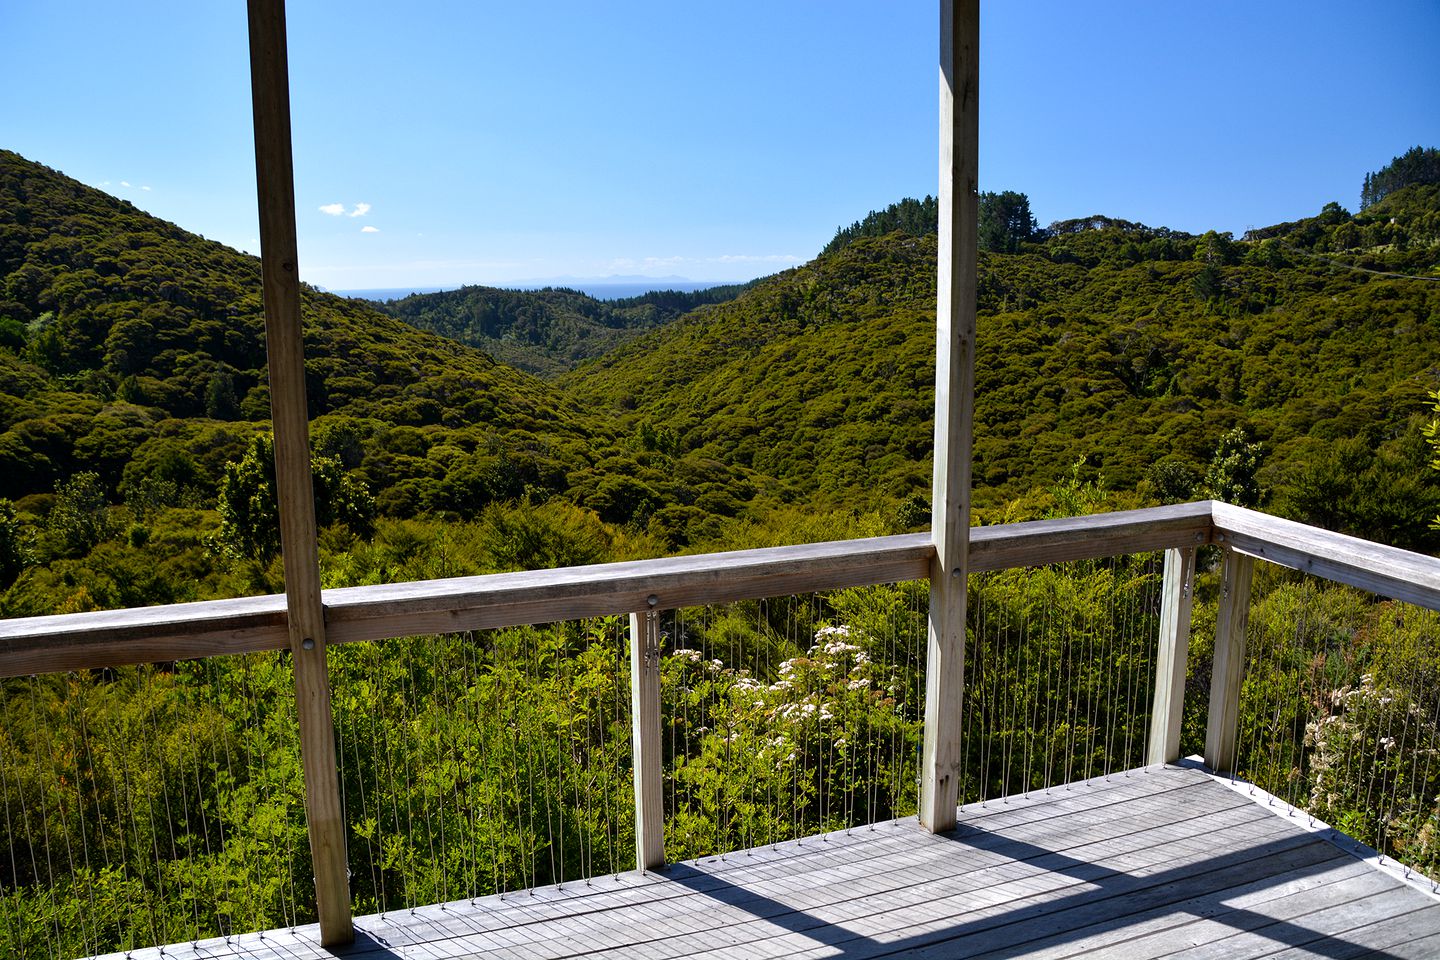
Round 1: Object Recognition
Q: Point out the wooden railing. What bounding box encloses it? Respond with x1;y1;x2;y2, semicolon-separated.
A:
0;502;1215;676
4;499;1440;946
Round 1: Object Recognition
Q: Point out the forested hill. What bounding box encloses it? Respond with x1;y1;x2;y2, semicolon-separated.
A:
0;149;793;611
3;140;1440;605
560;183;1440;548
0;149;611;514
374;280;759;377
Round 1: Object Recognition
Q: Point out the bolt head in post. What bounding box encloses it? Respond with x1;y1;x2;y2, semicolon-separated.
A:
302;637;315;651
647;594;658;608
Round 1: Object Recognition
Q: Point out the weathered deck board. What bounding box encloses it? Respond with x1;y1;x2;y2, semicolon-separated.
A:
93;765;1440;960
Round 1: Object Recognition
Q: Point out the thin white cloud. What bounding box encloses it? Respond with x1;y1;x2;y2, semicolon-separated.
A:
141;185;152;192
319;202;346;216
360;225;380;233
120;180;131;187
349;202;372;218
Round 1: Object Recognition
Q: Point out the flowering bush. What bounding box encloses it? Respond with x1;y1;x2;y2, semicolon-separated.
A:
660;621;920;860
1305;673;1440;874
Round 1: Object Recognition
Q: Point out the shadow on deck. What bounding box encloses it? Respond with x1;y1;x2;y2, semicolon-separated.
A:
100;764;1440;960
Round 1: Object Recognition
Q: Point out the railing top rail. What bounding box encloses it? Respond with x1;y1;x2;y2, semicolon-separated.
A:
1;500;1210;677
0;594;292;678
969;500;1211;571
323;532;936;644
1212;501;1440;613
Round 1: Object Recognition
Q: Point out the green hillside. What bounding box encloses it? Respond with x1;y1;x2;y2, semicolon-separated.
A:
3;142;1440;611
0;150;623;506
374;280;758;377
560;234;938;507
561;186;1440;547
0;151;779;615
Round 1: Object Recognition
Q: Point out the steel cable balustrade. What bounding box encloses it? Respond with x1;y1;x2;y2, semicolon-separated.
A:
7;502;1440;955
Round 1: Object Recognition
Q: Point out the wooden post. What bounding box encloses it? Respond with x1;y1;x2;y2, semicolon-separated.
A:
629;608;664;870
246;0;352;945
1146;547;1196;765
1205;548;1255;774
920;0;978;834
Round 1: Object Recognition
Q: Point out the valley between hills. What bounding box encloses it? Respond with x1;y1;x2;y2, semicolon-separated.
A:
0;145;1437;610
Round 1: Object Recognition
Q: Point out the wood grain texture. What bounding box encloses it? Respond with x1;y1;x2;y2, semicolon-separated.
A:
1147;547;1197;765
968;501;1213;572
0;595;290;676
921;0;979;834
323;533;936;644
630;609;665;870
246;0;350;944
99;765;1440;960
1212;501;1440;611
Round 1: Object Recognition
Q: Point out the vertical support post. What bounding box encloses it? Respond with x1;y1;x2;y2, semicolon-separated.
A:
1146;547;1196;766
1205;549;1255;774
246;0;352;945
630;608;664;870
921;0;979;834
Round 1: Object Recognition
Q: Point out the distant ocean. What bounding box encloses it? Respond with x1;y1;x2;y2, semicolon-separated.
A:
330;286;454;302
333;280;728;303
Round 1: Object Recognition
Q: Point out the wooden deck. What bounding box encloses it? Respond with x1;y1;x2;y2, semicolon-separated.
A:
97;764;1440;960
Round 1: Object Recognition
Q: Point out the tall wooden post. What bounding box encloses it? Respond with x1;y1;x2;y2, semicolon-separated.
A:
920;0;978;833
1146;547;1196;765
246;0;353;945
1205;548;1255;774
630;608;665;870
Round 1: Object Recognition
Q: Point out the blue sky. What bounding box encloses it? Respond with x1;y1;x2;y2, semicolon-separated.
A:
5;2;1438;291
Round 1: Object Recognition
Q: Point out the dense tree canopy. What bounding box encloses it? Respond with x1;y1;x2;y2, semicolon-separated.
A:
823;196;939;255
215;434;375;563
564;188;1440;546
373;281;758;378
821;191;1043;256
2;144;1440;600
977;190;1040;253
0;150;774;558
1361;145;1440;209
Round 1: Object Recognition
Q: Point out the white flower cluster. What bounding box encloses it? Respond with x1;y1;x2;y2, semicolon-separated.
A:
669;647;727;674
775;701;817;721
773;699;834;723
810;624;871;668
